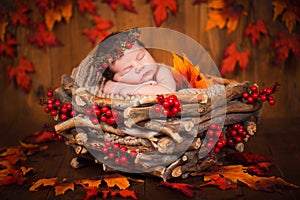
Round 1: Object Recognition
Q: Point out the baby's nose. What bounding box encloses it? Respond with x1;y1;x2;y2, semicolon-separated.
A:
134;65;145;74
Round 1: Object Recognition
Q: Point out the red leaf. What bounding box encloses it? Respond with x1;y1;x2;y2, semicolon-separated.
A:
244;20;268;46
84;187;109;200
110;189;138;200
102;0;137;13
7;56;35;92
35;0;49;14
273;31;300;65
82;15;113;45
0;34;19;58
198;175;238;190
247;162;272;176
28;23;62;48
160;181;197;198
22;130;55;144
9;2;31;26
77;0;97;14
0;160;22;186
221;41;251;75
226;152;271;165
151;0;178;26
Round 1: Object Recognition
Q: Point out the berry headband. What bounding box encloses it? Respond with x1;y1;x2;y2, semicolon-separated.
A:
89;28;141;72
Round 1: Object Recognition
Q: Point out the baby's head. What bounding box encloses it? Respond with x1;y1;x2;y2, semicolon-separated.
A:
94;28;158;84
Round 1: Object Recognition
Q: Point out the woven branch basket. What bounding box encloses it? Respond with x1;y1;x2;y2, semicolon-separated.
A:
52;72;263;181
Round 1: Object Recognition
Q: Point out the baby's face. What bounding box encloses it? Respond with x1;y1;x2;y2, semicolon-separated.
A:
109;42;158;84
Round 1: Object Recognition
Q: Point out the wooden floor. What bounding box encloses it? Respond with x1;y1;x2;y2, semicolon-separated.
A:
0;118;300;200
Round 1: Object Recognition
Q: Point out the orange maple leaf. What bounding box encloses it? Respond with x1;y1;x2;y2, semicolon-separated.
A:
193;165;299;192
273;31;300;65
44;0;72;31
198;175;238;190
103;174;130;190
206;0;248;34
77;0;97;14
150;0;178;27
7;56;35;92
102;0;137;13
0;34;19;58
172;53;210;89
74;179;102;187
0;160;22;186
272;0;300;33
55;182;75;196
244;20;268;46
9;2;31;27
82;15;113;45
221;41;251;75
29;177;58;191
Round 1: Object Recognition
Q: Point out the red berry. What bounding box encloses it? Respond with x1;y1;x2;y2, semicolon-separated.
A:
173;99;181;108
85;108;92;116
47;103;54;110
105;141;111;147
238;128;244;134
216;141;223;148
114;158;120;165
91;117;99;125
153;104;162;113
168;98;174;106
94;109;101;116
112;110;119;118
102;147;109;154
70;110;76;117
266;88;272;95
62;103;68;108
162;109;169;116
44;107;51;113
235;136;242;143
268;99;276;105
105;110;112;117
67;104;73;110
61;107;68;114
252;92;259;99
242;92;249;99
120;146;127;152
247;96;254;104
260;95;267;102
92;105;98;110
210;123;217;130
47;91;53;97
231;130;237;137
220;139;227;146
216;124;222;131
102;61;109;68
54;100;61;107
206;130;214;137
250;85;258;92
113;143;120;150
219;132;224;138
241;131;247;138
100;116;107;122
157;95;164;104
120;155;128;163
107;117;116;125
233;123;240;130
51;110;57;116
56;134;63;141
60;114;68;121
130;150;137;158
171;107;179;116
227;139;234;146
47;99;54;104
259;89;264;94
214;147;221;153
125;42;132;49
51;132;57;138
101;106;109;113
268;95;274;100
206;141;214;148
108;152;115;159
162;100;170;108
168;95;177;100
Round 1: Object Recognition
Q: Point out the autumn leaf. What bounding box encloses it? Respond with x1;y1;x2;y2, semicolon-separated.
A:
273;31;300;65
29;177;58;191
221;41;251;75
7;56;35;92
206;0;248;34
20;166;34;176
160;181;198;198
244;20;268;46
198;175;238;190
82;15;113;45
77;0;97;14
22;130;55;144
84;187;110;200
9;2;31;26
0;160;22;186
172;53;210;89
247;162;272;176
0;34;19;58
19;141;48;156
103;174;130;190
28;23;62;48
193;165;299;192
74;179;102;187
35;0;49;14
0;146;27;165
44;0;73;31
150;0;178;27
55;182;75;196
272;0;300;33
110;189;138;200
0;20;8;42
102;0;137;13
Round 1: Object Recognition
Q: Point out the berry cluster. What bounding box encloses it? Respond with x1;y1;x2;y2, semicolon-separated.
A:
43;90;76;121
101;141;138;169
205;123;227;154
153;95;182;117
85;105;120;126
242;83;279;105
225;123;248;147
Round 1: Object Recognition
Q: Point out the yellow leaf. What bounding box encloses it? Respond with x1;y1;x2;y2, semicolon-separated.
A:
20;166;33;175
0;21;8;42
60;1;72;24
29;178;58;191
104;174;130;190
282;9;297;33
45;8;62;31
74;179;102;188
0;146;20;157
55;182;74;196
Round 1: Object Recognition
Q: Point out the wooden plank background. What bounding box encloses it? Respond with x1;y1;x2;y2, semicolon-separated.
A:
0;0;299;145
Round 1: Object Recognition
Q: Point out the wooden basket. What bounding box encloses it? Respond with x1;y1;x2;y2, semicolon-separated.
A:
52;73;262;181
